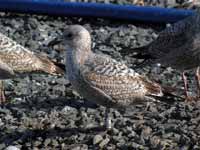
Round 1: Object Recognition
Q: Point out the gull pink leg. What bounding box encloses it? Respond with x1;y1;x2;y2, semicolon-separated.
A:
182;71;193;102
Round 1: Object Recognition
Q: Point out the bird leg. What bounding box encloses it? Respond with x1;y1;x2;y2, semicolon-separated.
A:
0;80;6;105
182;71;193;101
105;108;112;130
195;66;200;99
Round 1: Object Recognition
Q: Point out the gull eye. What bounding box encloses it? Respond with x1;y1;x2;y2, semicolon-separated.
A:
66;33;73;38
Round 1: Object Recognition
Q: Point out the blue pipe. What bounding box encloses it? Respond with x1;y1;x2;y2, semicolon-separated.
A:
0;0;195;23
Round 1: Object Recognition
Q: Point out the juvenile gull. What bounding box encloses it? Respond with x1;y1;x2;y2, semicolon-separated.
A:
63;25;166;129
127;8;200;101
0;32;64;104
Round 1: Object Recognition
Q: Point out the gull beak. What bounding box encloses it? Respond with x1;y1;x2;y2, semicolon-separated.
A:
52;35;65;52
54;34;64;44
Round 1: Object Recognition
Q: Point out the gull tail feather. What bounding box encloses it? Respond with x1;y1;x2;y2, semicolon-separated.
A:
141;76;184;103
161;85;184;99
36;54;65;75
147;80;184;99
140;77;163;97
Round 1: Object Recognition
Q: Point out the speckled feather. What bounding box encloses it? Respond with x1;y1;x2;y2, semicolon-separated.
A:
83;54;163;106
135;8;200;71
0;32;64;79
64;25;163;109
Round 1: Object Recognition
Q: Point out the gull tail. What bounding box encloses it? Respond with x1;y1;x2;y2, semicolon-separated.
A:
161;85;184;99
140;76;163;97
147;80;184;99
141;76;184;103
36;54;65;75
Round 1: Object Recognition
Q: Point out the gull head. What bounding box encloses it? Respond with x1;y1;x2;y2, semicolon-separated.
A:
63;25;91;52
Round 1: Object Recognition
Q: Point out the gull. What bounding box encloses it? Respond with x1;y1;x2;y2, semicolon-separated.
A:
0;32;64;104
126;8;200;101
62;25;170;129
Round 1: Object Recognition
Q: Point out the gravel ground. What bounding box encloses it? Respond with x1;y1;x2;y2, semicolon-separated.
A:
1;1;200;150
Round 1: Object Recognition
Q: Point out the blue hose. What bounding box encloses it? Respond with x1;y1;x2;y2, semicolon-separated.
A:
0;0;195;23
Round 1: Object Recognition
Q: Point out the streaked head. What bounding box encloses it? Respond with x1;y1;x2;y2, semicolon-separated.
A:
63;25;91;52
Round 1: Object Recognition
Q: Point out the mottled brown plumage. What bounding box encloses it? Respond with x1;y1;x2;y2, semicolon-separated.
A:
0;32;64;104
64;25;164;129
0;32;64;77
132;9;200;70
130;8;200;100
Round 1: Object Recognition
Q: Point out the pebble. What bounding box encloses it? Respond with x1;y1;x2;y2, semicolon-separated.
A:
99;136;110;148
5;146;20;150
93;134;103;145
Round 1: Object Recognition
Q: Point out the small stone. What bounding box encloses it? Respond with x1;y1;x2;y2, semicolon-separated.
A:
44;138;51;146
141;126;152;140
0;143;6;150
112;127;119;135
93;134;103;145
131;142;145;149
33;140;42;147
150;136;161;148
62;106;72;113
71;144;88;150
0;118;4;126
5;146;20;150
51;139;58;146
99;137;110;148
180;145;190;150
